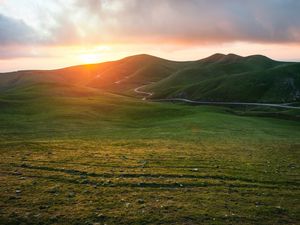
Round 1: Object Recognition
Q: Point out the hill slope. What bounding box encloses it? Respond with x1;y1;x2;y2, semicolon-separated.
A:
144;55;300;103
0;55;300;225
0;54;189;94
142;54;300;103
0;53;299;103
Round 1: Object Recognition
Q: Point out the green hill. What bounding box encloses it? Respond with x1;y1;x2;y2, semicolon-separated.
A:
0;53;299;103
143;54;300;103
0;54;188;92
0;55;300;225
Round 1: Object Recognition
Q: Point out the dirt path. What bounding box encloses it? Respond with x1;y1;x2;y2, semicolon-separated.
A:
133;84;300;109
114;76;130;84
154;98;300;109
134;85;153;100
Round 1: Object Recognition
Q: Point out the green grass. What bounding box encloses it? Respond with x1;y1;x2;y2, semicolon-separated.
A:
144;55;300;103
2;53;299;104
0;84;299;224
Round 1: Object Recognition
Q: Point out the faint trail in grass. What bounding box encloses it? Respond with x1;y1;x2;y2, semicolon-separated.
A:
9;164;300;188
4;171;300;190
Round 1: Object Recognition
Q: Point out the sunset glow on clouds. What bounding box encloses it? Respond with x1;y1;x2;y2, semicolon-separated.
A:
0;0;300;71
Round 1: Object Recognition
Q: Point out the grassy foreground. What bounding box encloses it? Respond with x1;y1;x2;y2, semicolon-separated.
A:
0;84;299;224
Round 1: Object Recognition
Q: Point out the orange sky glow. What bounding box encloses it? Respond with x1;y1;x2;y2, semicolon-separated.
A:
0;0;300;72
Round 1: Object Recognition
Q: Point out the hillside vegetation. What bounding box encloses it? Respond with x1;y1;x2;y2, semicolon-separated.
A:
0;83;299;224
1;53;299;103
143;54;300;103
0;54;299;225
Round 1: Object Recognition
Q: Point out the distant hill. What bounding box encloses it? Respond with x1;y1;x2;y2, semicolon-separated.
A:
0;53;299;103
144;54;300;103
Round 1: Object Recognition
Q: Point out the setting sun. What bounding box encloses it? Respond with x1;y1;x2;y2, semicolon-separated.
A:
79;53;102;64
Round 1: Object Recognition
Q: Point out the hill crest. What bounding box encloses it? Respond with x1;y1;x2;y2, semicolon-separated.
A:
0;53;299;103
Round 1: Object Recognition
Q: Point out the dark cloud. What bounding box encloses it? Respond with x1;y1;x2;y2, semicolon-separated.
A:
0;13;37;45
1;0;300;46
71;0;300;44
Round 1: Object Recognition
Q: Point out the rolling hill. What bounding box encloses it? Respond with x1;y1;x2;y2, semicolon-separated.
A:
0;55;300;225
144;54;300;103
0;53;299;103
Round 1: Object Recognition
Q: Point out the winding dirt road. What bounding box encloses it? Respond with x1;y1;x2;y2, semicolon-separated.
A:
133;84;300;109
154;98;300;109
134;85;153;101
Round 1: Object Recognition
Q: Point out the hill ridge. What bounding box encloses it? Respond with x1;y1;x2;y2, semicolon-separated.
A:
0;53;299;103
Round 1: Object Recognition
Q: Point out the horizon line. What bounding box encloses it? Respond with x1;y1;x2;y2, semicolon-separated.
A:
1;52;299;73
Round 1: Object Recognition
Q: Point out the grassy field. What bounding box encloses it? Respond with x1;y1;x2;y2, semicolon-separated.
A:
0;84;299;224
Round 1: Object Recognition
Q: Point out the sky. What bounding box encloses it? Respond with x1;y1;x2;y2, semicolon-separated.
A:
0;0;300;72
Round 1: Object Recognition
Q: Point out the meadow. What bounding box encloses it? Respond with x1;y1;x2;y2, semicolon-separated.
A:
0;84;299;224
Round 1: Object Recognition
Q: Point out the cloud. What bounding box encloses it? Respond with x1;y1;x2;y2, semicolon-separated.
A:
0;46;37;59
0;13;38;45
0;0;300;59
76;0;300;44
